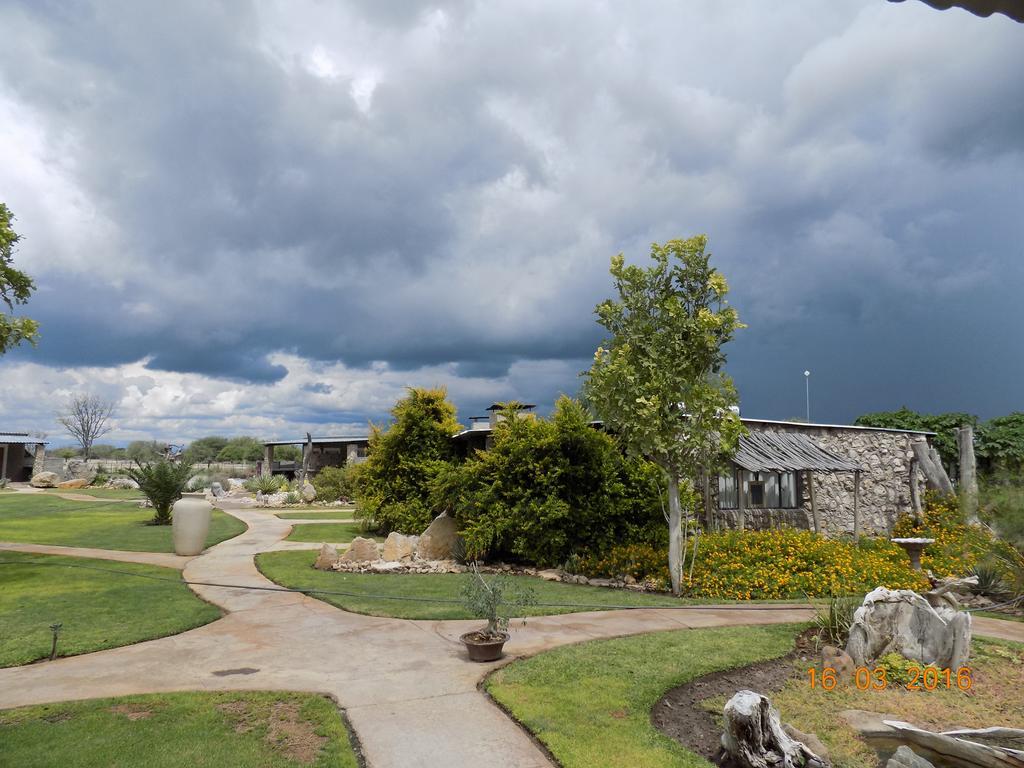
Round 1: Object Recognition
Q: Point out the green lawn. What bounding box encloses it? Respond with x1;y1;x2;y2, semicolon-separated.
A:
0;495;246;552
0;691;359;767
257;550;694;619
285;522;364;543
486;624;799;768
41;487;144;500
276;509;355;520
0;551;221;667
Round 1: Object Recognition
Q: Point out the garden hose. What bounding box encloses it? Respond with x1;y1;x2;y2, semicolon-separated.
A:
1;558;1020;614
0;558;811;611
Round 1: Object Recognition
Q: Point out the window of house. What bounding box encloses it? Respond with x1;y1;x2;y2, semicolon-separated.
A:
719;469;800;509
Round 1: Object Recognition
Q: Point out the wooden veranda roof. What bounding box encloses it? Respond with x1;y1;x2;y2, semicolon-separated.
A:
732;431;862;473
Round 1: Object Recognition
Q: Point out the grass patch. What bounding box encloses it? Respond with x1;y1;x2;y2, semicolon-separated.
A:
285;522;364;543
41;487;144;500
766;637;1024;768
0;495;246;553
0;690;359;767
486;624;800;768
0;551;221;667
276;509;356;520
257;550;698;620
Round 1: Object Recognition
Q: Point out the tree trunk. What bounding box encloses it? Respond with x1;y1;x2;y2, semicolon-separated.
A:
667;472;683;596
911;438;954;496
958;425;979;524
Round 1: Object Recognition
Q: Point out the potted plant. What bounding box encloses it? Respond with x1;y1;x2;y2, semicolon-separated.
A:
127;458;209;555
460;566;536;662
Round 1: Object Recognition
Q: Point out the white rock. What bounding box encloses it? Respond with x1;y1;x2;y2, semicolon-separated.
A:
314;544;339;570
30;471;60;488
417;512;460;560
382;532;419;561
342;537;379;563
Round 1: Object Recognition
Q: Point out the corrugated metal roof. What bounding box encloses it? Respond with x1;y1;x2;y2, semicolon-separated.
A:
0;433;46;445
263;436;369;447
732;431;861;473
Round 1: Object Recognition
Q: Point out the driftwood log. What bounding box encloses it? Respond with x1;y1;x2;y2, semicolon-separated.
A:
912;439;955;496
721;690;827;768
845;587;972;671
882;721;1024;768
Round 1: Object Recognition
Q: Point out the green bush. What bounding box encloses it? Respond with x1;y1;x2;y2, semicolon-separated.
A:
312;464;361;503
431;397;665;566
356;387;463;534
980;477;1024;549
126;459;195;525
580;529;924;598
892;492;993;576
244;475;285;494
813;595;861;646
875;652;938;688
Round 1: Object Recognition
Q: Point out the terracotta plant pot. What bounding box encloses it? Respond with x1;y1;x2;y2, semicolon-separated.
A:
172;492;213;556
460;630;509;662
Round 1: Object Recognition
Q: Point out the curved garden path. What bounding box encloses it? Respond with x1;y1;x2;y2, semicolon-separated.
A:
1;502;1020;768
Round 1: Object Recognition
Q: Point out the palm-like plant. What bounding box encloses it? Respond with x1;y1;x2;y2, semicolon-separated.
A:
126;459;195;525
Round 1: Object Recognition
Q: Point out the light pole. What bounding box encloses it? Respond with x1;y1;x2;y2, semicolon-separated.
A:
804;370;811;423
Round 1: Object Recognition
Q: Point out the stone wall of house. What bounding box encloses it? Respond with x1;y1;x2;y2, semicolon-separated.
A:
713;422;927;537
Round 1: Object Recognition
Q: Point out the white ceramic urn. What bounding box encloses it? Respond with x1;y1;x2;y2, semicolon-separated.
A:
172;492;213;556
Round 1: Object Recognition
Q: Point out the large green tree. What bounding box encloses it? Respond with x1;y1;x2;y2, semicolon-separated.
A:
0;203;38;353
216;436;264;462
431;397;664;565
585;235;744;595
182;436;229;465
357;387;462;534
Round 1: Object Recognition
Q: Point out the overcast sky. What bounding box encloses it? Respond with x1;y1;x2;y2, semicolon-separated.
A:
0;0;1021;445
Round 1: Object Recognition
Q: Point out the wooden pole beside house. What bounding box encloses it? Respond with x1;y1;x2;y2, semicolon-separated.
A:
958;425;979;524
737;473;746;531
909;458;923;524
807;470;821;535
853;470;861;540
262;444;274;477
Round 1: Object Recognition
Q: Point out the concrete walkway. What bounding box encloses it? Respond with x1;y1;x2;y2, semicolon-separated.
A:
1;502;1021;768
0;541;193;569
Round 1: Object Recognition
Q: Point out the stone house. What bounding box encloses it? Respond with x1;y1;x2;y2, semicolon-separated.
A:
713;419;933;536
261;436;369;478
453;405;934;537
0;433;48;482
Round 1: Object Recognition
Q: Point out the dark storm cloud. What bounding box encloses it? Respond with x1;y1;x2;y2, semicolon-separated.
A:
1;0;1022;430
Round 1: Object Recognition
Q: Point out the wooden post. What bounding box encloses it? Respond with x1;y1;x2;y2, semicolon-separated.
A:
909;457;922;524
808;470;821;535
737;470;746;531
262;444;274;477
958;425;979;524
853;470;861;540
703;472;714;530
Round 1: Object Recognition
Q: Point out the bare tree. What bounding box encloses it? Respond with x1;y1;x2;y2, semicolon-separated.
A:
57;395;115;460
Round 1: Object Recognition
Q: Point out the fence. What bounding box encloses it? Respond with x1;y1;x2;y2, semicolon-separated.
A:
49;458;259;477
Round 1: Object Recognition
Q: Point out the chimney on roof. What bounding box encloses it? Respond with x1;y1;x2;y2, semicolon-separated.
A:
486;402;536;429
